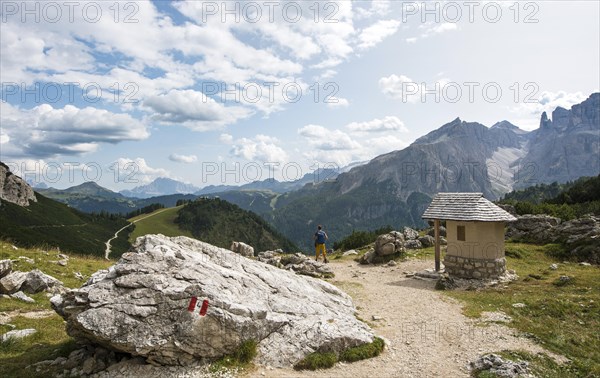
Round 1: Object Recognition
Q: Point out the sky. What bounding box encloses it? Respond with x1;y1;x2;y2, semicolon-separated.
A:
1;0;599;190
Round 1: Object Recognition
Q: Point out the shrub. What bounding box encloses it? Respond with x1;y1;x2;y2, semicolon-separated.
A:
339;337;385;362
294;352;337;370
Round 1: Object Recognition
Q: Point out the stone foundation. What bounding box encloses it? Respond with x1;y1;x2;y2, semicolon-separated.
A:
443;255;506;279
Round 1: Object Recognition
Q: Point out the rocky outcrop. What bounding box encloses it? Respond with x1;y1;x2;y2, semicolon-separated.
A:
0;269;63;294
51;235;374;367
506;214;561;243
0;162;37;206
470;353;529;378
507;214;600;264
360;231;405;264
403;227;419;240
257;251;334;278
427;226;447;237
230;241;254;257
418;235;435;248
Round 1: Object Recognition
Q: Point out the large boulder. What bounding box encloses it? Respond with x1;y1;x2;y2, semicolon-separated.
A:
21;269;63;294
0;271;27;294
360;232;406;264
52;235;373;367
0;162;37;206
404;239;423;250
403;227;419;240
374;233;404;256
229;241;254;257
419;235;435;248
427;226;447;238
506;214;561;243
0;259;12;278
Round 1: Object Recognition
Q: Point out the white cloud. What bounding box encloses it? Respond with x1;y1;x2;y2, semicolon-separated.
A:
219;133;234;144
144;89;253;131
358;19;401;49
406;22;458;43
169;153;198;164
0;102;149;158
346;116;408;133
379;74;420;102
230;135;288;164
298;120;409;167
113;158;170;184
379;75;453;103
326;97;350;108
355;0;392;19
298;124;361;151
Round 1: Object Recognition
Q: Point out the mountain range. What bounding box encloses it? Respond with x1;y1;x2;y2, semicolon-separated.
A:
30;93;600;251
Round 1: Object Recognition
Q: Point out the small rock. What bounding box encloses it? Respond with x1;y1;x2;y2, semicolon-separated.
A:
579;262;591;266
74;272;84;280
342;250;358;256
57;260;68;267
387;260;397;267
57;254;69;261
372;315;383;321
1;328;37;341
549;264;558;270
10;290;35;303
18;256;34;264
12;245;18;250
512;303;526;308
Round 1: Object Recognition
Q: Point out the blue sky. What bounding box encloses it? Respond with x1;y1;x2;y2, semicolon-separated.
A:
1;0;598;190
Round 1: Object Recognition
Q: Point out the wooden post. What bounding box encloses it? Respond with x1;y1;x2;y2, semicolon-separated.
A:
434;219;440;272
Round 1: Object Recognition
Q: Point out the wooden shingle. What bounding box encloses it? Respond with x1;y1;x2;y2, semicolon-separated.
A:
422;192;516;222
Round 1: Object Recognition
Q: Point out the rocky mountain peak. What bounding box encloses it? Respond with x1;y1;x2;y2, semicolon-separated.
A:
0;162;37;207
539;111;551;129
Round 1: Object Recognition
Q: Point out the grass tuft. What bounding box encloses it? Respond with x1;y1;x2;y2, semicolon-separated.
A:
294;337;385;370
339;337;385;362
209;339;257;373
293;352;337;370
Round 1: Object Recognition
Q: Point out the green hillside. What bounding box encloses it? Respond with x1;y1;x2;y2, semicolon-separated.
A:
205;190;278;217
271;180;431;251
499;175;600;219
175;198;299;253
0;193;132;257
38;183;197;215
128;206;193;242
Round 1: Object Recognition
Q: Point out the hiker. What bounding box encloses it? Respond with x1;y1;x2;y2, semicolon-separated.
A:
314;225;329;263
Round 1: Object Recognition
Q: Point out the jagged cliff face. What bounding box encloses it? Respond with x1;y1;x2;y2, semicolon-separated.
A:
0;163;37;206
335;118;531;201
517;93;600;189
334;93;599;200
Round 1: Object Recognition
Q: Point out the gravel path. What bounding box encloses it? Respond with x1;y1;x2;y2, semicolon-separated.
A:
249;258;564;377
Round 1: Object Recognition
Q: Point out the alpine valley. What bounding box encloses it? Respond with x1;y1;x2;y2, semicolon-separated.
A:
23;93;600;251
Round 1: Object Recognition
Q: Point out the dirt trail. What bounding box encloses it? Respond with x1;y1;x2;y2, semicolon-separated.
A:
252;259;564;378
104;208;171;259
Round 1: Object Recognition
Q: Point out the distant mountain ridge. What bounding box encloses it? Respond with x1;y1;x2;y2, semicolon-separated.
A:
265;93;600;250
120;177;200;198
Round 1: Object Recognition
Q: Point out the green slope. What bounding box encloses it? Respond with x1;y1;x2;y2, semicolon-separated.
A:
128;206;193;242
175;198;299;253
0;193;131;257
126;200;298;253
